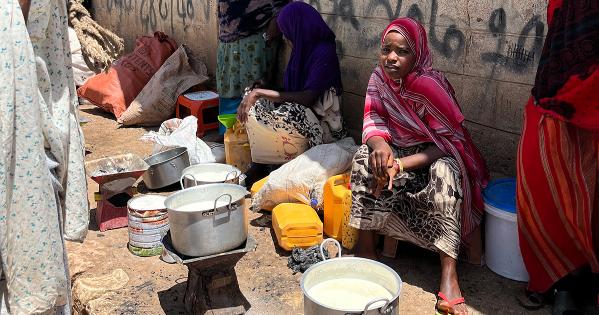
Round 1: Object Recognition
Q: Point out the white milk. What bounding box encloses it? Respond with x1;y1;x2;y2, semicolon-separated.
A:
129;195;167;211
307;278;393;310
185;171;232;183
175;200;231;212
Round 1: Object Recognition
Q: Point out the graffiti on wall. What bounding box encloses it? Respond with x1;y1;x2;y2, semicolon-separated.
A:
104;0;212;34
309;0;545;74
482;8;545;72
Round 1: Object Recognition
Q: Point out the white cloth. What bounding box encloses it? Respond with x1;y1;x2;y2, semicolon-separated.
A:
312;88;344;144
0;0;88;313
68;27;95;87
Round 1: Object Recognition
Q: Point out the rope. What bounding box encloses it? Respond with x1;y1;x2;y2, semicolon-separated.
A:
67;0;124;72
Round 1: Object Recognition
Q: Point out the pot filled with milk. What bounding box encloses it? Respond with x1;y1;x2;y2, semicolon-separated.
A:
301;239;402;314
179;163;241;189
164;183;248;257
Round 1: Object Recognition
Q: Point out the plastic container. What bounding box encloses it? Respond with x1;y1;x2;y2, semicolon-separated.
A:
176;91;220;137
224;122;252;173
218;98;241;135
250;176;269;197
341;189;358;250
272;203;323;251
323;173;350;240
484;178;529;282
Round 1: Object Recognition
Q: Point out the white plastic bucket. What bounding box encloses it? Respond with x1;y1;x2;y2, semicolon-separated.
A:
484;179;529;282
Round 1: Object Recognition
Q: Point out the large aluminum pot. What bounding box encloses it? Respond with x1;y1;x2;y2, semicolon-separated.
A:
301;239;402;315
143;147;190;189
179;163;241;189
164;183;248;257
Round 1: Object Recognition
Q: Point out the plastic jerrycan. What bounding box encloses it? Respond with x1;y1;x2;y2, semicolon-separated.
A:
323;173;351;240
272;203;323;251
224;122;252;173
342;188;358;250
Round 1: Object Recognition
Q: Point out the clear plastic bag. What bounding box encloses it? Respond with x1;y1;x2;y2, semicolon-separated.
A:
140;116;216;165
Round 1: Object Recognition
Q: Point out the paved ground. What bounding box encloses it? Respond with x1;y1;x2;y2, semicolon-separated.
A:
69;104;549;314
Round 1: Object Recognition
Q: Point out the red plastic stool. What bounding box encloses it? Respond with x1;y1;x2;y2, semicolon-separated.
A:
176;91;220;137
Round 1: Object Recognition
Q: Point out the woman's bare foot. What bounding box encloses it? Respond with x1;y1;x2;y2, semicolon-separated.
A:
437;253;468;315
354;230;379;260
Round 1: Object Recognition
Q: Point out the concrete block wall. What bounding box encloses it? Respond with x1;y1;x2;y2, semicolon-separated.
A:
91;0;547;175
307;0;547;176
91;0;219;74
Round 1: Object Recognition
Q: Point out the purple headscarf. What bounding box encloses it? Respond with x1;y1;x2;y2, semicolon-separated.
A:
277;2;342;94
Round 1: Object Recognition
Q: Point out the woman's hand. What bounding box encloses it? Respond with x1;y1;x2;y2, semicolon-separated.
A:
237;89;261;124
369;139;394;182
366;137;394;197
372;157;400;197
386;162;399;190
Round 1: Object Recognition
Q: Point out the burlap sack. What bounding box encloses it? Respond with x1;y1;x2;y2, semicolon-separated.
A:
78;32;177;118
118;45;208;126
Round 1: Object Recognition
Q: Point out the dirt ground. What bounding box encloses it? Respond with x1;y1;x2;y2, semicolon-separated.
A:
68;104;549;315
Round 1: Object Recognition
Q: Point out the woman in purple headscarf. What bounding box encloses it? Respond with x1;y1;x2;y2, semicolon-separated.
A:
237;1;344;186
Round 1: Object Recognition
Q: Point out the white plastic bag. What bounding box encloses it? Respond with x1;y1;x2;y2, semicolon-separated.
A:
140;116;216;165
205;142;226;163
251;138;359;211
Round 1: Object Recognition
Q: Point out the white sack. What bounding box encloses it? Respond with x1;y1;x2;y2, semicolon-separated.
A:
251;137;359;211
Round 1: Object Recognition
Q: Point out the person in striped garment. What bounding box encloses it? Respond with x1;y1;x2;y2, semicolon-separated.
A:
348;18;488;315
516;0;599;312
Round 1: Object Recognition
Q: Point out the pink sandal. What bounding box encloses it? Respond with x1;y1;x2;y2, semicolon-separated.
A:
435;292;466;315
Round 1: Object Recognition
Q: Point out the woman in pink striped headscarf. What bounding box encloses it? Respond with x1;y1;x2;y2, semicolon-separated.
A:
349;18;488;315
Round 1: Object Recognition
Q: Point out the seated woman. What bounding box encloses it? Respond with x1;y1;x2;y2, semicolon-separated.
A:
237;2;344;186
349;18;488;315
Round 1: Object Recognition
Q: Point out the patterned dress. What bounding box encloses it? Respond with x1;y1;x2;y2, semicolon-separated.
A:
245;88;345;164
216;0;288;99
216;33;277;99
0;0;88;313
349;144;463;259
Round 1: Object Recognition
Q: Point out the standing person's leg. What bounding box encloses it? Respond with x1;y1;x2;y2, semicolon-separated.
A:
217;40;243;135
517;103;599;294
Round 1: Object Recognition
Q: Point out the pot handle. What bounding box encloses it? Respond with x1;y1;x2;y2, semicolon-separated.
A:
361;298;392;315
224;170;238;183
214;193;233;212
319;238;342;261
180;174;198;190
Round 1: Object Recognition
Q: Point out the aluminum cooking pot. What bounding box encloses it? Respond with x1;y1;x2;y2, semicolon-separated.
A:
164;183;248;257
301;239;402;315
179;163;241;189
143;147;190;189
